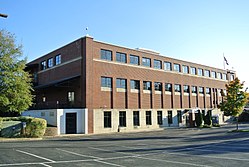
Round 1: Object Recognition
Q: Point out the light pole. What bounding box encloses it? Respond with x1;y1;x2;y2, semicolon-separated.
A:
0;13;8;18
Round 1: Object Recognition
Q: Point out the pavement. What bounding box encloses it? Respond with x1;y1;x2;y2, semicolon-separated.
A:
0;124;249;167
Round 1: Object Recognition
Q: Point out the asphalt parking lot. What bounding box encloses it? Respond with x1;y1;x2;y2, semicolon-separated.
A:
1;124;249;167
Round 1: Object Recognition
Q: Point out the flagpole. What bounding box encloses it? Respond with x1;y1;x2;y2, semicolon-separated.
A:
223;53;225;69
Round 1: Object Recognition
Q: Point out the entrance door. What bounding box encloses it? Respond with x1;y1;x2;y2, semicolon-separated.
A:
66;113;77;134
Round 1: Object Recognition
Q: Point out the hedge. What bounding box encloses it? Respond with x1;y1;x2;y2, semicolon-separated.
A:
0;116;47;138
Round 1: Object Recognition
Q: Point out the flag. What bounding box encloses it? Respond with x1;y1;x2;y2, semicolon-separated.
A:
223;56;229;65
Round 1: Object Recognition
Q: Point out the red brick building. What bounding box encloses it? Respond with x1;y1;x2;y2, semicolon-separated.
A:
26;36;235;134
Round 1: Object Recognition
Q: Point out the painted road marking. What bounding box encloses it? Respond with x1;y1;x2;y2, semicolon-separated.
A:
136;156;213;167
56;148;100;159
165;151;249;162
94;159;125;167
16;149;55;162
89;146;213;167
40;163;52;167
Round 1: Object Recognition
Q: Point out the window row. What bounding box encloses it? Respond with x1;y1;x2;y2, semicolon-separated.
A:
101;77;222;95
100;49;228;80
41;54;61;70
104;110;182;128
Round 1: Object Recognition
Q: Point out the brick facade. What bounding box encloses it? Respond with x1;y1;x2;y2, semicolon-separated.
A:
26;36;235;134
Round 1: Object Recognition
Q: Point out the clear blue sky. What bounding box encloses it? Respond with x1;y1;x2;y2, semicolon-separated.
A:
1;0;249;88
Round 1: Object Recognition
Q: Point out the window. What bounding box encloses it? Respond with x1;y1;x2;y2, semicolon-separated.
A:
130;80;139;90
33;72;38;83
154;82;162;91
116;78;126;89
211;71;216;78
177;110;182;123
41;112;45;116
42;96;46;102
41;61;46;70
206;87;211;94
164;62;172;71
101;77;112;88
217;88;222;96
49;112;54;117
192;86;197;93
174;63;180;72
223;89;227;96
168;110;173;124
199;87;204;94
223;73;227;80
154;60;162;69
104;111;111;128
182;65;189;74
55;54;61;65
190;67;196;75
230;75;235;81
157;111;163;125
68;91;75;103
130;55;139;65
165;83;172;92
146;111;152;125
183;85;189;93
119;111;126;127
101;49;112;61
217;72;222;79
143;81;152;90
116;52;127;63
198;68;203;76
175;84;181;93
142;57;151;67
48;58;53;68
133;111;140;126
204;70;210;77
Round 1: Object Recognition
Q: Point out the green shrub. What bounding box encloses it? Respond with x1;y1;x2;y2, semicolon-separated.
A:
203;110;212;126
202;124;211;128
212;123;220;127
195;111;203;127
0;116;47;138
24;118;47;138
0;117;3;129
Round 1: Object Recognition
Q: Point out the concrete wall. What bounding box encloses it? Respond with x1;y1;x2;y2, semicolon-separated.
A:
93;108;184;134
22;109;88;135
22;109;57;126
93;108;228;134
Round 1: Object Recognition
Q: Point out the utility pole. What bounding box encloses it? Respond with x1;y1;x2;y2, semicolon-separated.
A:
0;13;8;18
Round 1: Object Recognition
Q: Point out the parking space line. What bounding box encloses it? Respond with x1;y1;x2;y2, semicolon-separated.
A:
165;151;249;162
16;149;55;162
0;162;51;166
94;160;125;167
89;146;213;167
136;156;213;167
56;148;128;167
89;147;137;156
56;148;100;159
40;163;52;167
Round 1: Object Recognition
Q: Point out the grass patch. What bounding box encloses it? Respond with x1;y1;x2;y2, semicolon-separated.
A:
231;129;249;132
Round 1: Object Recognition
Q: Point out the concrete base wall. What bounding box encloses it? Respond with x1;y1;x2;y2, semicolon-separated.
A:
22;109;88;135
93;109;185;134
93;108;228;134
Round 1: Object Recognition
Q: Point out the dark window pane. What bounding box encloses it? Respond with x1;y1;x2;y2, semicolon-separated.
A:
119;111;126;127
157;111;163;125
104;111;111;128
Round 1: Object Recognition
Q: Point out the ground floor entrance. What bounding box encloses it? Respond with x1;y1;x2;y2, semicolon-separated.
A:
66;113;77;134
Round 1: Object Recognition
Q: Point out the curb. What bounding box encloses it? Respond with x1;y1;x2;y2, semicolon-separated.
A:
0;137;42;142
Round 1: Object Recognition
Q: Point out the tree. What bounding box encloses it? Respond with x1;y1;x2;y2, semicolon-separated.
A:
0;30;33;116
219;77;248;131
